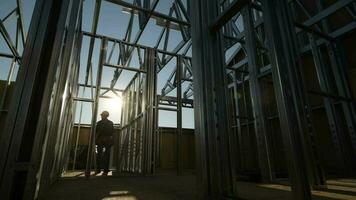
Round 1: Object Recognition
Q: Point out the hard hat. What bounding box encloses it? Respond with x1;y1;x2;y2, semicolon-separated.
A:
100;111;109;117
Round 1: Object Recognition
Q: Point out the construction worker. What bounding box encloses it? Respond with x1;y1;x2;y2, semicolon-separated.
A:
95;110;114;176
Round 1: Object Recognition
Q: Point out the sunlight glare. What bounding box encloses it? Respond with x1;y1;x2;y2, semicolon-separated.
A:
108;95;123;111
99;94;123;123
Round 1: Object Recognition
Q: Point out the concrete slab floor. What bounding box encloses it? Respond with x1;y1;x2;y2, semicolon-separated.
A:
44;172;356;200
44;171;196;200
236;179;356;200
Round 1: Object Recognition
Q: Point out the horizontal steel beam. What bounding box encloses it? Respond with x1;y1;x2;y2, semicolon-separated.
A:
82;31;191;58
330;21;356;38
210;0;248;32
158;107;178;112
105;0;190;26
303;0;354;27
158;95;194;104
0;52;16;59
73;97;94;102
0;21;20;61
104;63;146;73
77;83;124;92
295;22;334;41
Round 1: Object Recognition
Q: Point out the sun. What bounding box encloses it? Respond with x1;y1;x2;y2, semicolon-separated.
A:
108;95;123;111
99;94;123;123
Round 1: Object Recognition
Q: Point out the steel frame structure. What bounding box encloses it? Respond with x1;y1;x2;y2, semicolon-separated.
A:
0;0;26;117
70;0;194;178
76;31;193;176
0;0;355;200
191;0;356;199
212;0;356;199
0;0;82;199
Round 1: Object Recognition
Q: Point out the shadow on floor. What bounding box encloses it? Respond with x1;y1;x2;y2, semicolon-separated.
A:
236;179;356;200
44;172;196;200
44;172;356;200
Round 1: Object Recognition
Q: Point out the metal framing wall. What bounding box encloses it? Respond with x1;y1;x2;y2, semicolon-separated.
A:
191;0;356;199
0;0;356;200
69;0;194;178
73;30;194;176
0;0;82;199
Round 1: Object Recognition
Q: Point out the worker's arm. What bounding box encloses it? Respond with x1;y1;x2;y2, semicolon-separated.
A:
95;121;101;140
111;121;115;135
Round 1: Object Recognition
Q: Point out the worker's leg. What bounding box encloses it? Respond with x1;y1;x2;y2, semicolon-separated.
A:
103;144;111;174
96;144;104;173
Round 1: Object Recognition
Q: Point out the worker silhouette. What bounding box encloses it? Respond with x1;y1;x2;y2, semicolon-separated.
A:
95;111;114;176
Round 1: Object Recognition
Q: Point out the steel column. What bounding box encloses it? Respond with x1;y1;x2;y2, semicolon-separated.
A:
85;38;108;177
241;5;273;182
37;1;83;197
316;0;356;174
262;0;314;199
142;48;157;175
190;0;237;198
327;42;356;165
309;35;356;175
0;0;79;199
176;55;183;175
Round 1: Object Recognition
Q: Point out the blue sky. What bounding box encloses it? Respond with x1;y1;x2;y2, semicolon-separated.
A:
0;0;194;128
0;0;35;81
